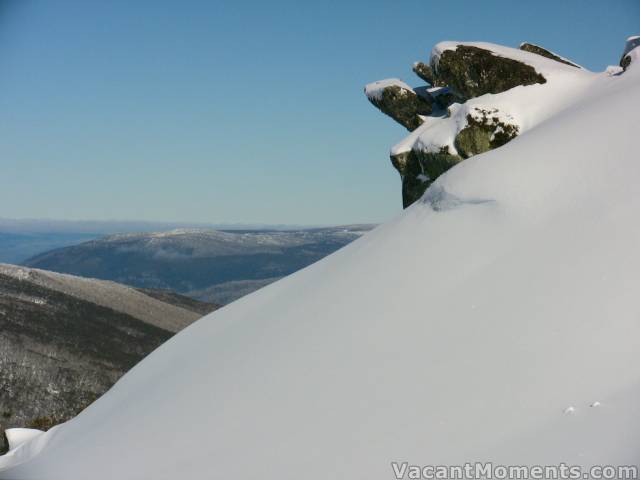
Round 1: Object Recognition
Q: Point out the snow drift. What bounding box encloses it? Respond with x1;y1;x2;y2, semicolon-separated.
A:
1;39;640;479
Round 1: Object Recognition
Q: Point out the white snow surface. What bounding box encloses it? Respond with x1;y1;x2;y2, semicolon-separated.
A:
394;42;596;157
623;36;640;58
2;48;640;479
4;430;43;453
364;78;414;101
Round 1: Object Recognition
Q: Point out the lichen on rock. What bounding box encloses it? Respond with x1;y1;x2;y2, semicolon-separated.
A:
365;81;432;131
391;147;463;208
412;62;444;86
432;45;547;99
454;108;519;158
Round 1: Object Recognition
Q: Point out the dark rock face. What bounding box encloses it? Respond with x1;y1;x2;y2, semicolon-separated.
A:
433;45;546;99
519;43;580;68
367;85;432;131
431;87;464;110
454;109;519;158
412;62;443;86
391;148;462;208
389;105;520;207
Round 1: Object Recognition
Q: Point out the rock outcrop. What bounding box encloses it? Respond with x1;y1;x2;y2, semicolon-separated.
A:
453;107;520;158
432;45;547;99
519;42;581;68
620;36;640;71
391;148;462;209
364;79;432;131
412;62;440;86
365;41;584;208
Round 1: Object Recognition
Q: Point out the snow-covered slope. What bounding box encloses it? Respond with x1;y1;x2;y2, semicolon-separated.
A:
2;40;640;478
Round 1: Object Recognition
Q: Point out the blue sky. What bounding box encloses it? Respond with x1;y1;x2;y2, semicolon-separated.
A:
0;0;637;225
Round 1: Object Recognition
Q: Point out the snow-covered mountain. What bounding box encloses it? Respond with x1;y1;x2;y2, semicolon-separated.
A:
24;226;374;304
1;37;639;478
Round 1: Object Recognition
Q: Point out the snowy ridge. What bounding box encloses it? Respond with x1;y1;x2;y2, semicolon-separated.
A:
1;40;640;479
0;263;200;332
88;226;371;253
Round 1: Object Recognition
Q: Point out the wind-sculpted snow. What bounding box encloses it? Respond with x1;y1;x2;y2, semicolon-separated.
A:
2;39;640;479
421;184;494;212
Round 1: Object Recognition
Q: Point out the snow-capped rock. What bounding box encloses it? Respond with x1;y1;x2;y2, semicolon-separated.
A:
431;43;548;99
620;35;640;70
364;78;432;130
367;41;591;207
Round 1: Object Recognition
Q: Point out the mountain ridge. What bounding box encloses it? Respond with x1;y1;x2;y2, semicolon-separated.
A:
0;264;217;454
23;226;375;304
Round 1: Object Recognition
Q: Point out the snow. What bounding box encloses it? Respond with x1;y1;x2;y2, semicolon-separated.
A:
4;429;43;452
1;42;640;479
624;46;640;68
623;35;640;58
393;42;597;157
364;78;413;101
519;41;584;69
606;65;624;76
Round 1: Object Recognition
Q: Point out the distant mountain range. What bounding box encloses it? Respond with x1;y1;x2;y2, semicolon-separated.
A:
0;219;343;264
0;263;218;453
23;226;375;304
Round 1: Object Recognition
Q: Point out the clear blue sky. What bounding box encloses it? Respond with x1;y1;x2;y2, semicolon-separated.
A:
0;0;637;225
